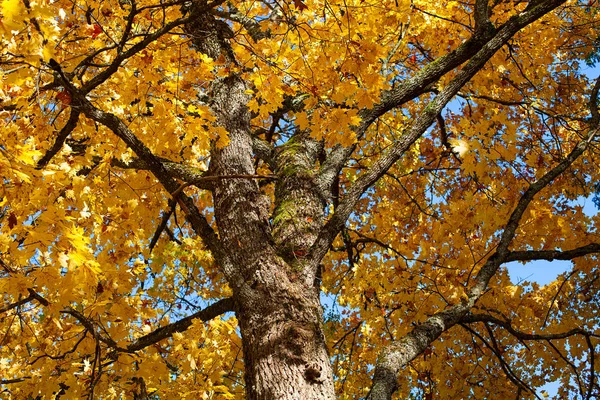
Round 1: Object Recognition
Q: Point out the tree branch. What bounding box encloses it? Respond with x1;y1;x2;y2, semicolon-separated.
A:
45;56;225;264
585;334;596;400
1;377;29;384
313;0;570;281
364;120;599;399
461;313;599;341
252;136;275;167
0;293;35;314
126;297;234;352
83;103;223;258
212;7;269;42
460;322;539;397
505;243;600;262
111;157;212;189
36;109;81;169
61;298;233;355
62;308;122;350
361;4;596;397
79;0;226;94
148;199;177;254
316;0;499;193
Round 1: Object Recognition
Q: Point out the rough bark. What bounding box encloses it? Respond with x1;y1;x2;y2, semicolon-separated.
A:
184;13;336;397
207;74;335;400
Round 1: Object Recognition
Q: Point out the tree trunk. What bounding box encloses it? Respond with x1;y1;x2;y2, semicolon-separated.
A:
184;10;335;397
207;73;335;400
236;274;335;399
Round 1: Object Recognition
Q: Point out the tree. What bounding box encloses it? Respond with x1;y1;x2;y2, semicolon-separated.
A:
1;0;600;398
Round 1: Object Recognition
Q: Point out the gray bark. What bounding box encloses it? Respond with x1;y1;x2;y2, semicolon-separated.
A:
184;14;336;398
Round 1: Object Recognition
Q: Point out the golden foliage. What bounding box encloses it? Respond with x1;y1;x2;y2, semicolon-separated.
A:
1;0;599;398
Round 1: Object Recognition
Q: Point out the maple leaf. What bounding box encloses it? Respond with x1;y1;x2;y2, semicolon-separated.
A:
292;0;308;11
7;212;17;229
449;138;469;157
0;0;24;32
90;23;102;39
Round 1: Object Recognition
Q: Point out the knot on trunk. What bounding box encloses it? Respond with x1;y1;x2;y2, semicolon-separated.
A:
280;321;316;363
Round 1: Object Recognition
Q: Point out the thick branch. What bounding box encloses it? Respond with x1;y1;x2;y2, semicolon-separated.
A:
212;7;269;41
474;0;492;32
314;0;570;278
365;123;598;399
126;297;234;352
46;78;226;260
461;313;599;341
505;244;600;262
252;136;275;167
472;124;600;297
316;1;498;192
361;4;593;397
111;157;211;188
589;73;600;126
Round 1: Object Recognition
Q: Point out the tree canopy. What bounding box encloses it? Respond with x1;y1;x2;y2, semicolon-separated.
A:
1;0;600;398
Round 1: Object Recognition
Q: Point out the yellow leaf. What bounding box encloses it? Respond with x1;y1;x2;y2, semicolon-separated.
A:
295;112;309;130
1;0;25;32
449;138;470;157
42;44;55;62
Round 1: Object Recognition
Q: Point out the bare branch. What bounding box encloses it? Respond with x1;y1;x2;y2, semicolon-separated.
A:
585;335;596;400
61;299;234;355
26;288;49;307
